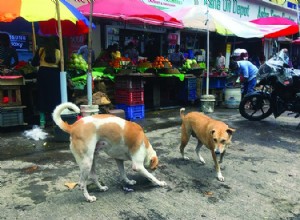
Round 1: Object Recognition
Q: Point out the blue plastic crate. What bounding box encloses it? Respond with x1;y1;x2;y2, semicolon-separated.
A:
184;77;197;90
115;104;145;120
0;106;25;127
202;77;226;89
178;88;197;102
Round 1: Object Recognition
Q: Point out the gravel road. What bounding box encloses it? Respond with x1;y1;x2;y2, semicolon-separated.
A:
0;107;299;220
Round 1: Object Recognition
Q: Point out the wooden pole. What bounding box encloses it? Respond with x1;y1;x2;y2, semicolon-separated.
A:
31;22;36;54
55;0;64;72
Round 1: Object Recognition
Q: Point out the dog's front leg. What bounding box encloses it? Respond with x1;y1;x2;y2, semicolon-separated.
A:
211;150;224;182
133;163;167;187
115;159;136;185
219;150;226;164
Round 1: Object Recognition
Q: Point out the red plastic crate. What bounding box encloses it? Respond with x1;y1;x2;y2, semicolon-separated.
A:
115;78;144;89
115;89;144;105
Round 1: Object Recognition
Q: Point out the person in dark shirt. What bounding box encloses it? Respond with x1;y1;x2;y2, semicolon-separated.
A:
0;33;18;68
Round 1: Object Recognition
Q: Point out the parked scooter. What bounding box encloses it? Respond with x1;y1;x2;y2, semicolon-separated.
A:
239;49;300;125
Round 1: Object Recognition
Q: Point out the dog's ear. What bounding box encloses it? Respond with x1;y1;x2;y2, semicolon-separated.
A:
150;156;159;170
226;128;236;136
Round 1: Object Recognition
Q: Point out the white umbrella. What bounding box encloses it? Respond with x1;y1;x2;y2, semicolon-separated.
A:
166;5;292;38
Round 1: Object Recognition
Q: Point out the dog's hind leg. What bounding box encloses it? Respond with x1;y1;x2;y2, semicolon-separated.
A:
195;141;206;164
72;139;98;202
90;157;108;192
179;124;191;160
115;159;136;185
77;155;97;202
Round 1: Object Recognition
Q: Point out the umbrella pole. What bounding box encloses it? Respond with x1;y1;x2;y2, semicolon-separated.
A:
87;0;94;105
55;0;68;103
31;22;37;54
206;5;210;95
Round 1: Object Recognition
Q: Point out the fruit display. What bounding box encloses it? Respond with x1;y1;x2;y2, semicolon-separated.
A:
68;53;88;72
152;56;172;68
137;58;152;69
182;59;200;69
14;61;37;75
109;57;131;68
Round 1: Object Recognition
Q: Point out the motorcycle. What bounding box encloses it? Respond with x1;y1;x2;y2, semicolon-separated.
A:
239;49;300;124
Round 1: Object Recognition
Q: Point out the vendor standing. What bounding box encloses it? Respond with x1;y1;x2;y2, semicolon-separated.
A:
111;43;121;60
169;44;185;68
32;36;61;128
215;52;225;70
0;33;19;68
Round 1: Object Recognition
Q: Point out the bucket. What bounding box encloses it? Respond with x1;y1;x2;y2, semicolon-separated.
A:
200;94;215;113
80;105;99;117
224;86;241;108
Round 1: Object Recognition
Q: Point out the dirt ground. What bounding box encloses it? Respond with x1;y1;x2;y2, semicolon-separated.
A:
0;107;299;220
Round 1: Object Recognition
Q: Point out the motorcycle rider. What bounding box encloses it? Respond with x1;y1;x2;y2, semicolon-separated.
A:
230;59;258;97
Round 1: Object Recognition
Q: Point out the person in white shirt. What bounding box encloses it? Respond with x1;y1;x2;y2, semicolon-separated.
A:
216;52;225;69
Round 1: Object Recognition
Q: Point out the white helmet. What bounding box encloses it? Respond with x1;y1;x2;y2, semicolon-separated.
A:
232;48;248;60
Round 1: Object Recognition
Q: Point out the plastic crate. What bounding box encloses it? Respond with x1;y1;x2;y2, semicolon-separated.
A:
184;77;197;90
115;89;144;105
178;88;197;102
0;85;22;107
202;77;226;89
115;78;144;89
115;104;145;120
0;106;25;127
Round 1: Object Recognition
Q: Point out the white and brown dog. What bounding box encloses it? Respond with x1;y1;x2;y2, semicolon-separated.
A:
179;108;235;181
52;102;166;202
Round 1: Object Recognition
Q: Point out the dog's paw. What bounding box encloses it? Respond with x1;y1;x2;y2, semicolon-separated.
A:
99;185;108;191
182;156;190;160
86;195;97;202
157;181;167;187
217;174;225;182
199;156;206;164
125;179;137;185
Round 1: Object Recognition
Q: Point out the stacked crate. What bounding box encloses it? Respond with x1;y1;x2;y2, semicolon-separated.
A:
178;76;197;103
201;76;227;106
0;76;26;127
114;76;145;120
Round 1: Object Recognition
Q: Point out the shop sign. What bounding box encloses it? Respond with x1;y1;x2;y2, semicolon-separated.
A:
144;0;297;21
9;34;29;52
168;33;179;45
141;0;193;10
68;35;86;57
264;0;298;10
111;21;166;33
199;0;297;21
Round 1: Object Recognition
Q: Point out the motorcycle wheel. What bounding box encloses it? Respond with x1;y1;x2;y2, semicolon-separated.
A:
239;94;273;121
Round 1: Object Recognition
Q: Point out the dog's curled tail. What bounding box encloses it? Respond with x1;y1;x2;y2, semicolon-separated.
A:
180;108;186;120
52;102;80;134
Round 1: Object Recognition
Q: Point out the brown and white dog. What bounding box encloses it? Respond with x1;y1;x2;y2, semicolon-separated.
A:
179;108;235;181
52;102;166;202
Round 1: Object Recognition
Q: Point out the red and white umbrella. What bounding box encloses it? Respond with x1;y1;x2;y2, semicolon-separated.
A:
250;17;299;38
77;0;183;28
